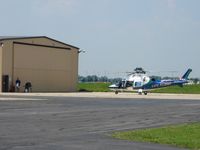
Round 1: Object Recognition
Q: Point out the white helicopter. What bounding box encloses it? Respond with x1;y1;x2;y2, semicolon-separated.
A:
109;67;150;95
109;67;192;95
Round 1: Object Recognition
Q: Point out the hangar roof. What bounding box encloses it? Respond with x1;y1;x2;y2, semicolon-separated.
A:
0;36;79;49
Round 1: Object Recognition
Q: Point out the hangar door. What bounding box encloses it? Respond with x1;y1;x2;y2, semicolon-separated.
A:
13;43;72;92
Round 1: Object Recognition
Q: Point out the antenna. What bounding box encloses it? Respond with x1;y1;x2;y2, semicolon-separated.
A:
78;50;86;53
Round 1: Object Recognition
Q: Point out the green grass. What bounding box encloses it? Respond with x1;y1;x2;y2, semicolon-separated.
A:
112;123;200;150
152;84;200;94
78;82;111;92
78;82;200;94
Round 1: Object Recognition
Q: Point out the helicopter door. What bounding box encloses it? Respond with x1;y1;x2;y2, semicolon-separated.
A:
133;81;142;88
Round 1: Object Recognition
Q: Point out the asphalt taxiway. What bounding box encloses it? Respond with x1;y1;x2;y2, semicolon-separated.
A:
0;94;200;150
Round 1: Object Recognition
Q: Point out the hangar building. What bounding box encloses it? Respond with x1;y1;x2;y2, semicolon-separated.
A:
0;36;79;92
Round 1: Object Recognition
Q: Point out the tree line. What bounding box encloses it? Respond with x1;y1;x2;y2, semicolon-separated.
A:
78;75;122;83
79;75;200;84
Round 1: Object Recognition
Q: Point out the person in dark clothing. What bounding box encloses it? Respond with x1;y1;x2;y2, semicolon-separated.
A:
15;78;21;92
24;82;32;92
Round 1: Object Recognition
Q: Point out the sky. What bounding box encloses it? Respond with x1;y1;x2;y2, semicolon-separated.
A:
0;0;200;78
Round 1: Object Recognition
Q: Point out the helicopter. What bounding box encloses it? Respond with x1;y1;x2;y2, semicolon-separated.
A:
109;67;192;95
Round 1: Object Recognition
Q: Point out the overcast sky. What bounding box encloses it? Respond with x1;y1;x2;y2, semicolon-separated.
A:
0;0;199;78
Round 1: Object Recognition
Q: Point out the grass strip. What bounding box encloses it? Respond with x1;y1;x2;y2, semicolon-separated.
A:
112;123;200;150
152;85;200;94
78;82;111;92
78;83;200;94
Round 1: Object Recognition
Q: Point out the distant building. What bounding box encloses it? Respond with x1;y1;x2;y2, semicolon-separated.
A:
186;80;194;85
0;36;79;92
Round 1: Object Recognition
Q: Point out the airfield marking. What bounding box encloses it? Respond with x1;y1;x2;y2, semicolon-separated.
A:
1;92;200;100
0;97;48;101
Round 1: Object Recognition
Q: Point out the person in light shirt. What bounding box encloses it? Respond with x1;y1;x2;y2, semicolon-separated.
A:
15;77;21;92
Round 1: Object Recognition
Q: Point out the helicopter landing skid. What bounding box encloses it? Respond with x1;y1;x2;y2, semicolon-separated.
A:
112;89;148;95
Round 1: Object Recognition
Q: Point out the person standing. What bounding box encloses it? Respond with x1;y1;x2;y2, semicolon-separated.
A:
24;82;32;92
15;78;21;92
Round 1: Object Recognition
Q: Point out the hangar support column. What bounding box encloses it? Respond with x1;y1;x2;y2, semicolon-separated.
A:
0;43;3;92
11;42;14;92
